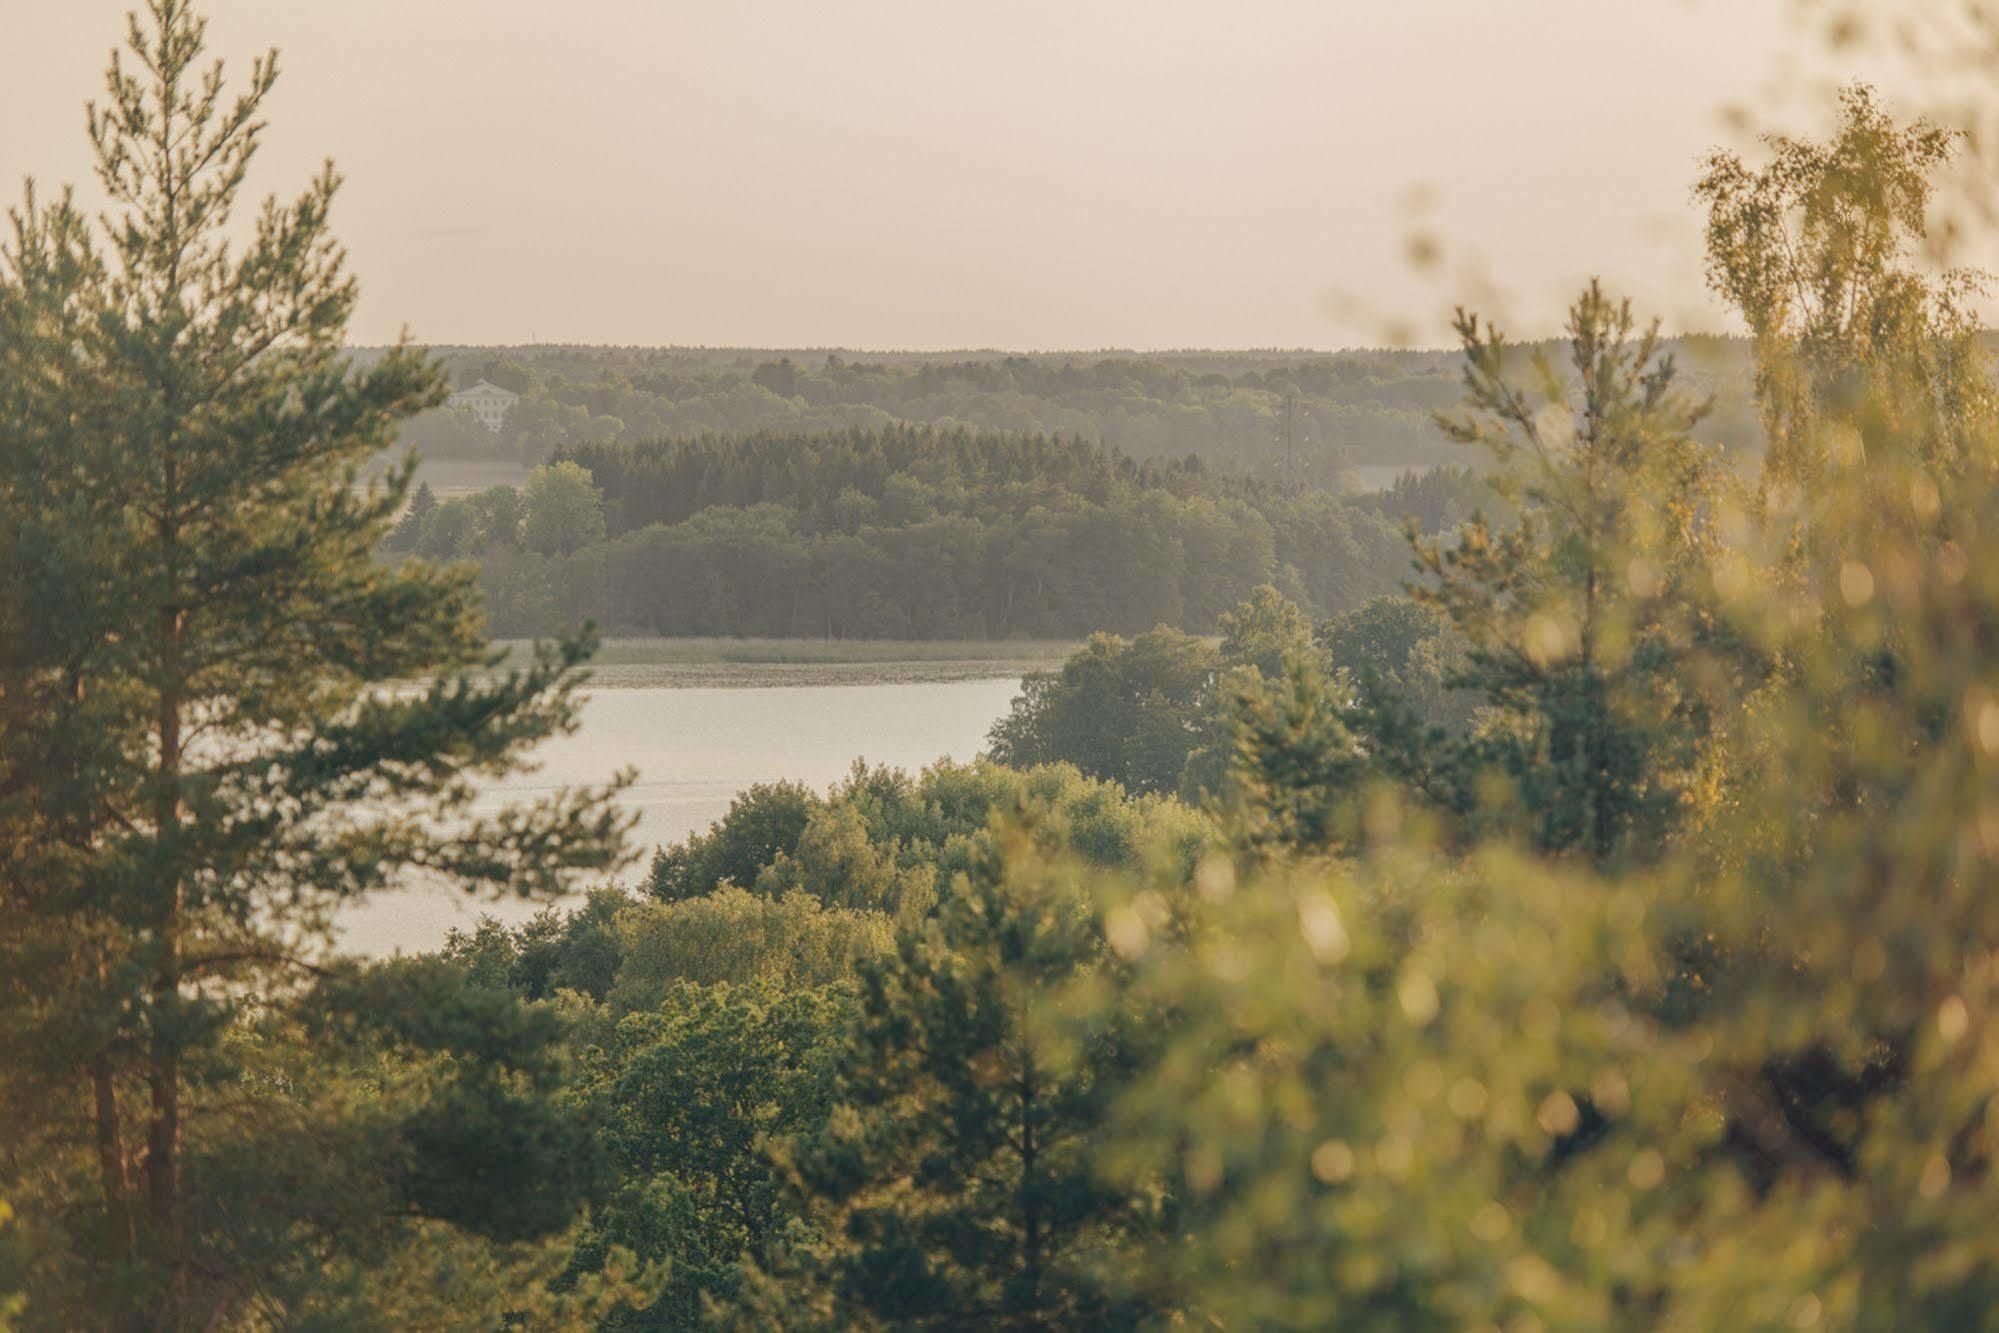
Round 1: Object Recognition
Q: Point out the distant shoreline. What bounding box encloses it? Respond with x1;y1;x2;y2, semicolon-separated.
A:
487;636;1075;689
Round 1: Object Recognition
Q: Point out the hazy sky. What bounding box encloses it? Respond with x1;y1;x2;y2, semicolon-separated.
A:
4;1;1891;350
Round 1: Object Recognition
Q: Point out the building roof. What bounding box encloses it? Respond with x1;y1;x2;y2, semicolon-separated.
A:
448;379;520;403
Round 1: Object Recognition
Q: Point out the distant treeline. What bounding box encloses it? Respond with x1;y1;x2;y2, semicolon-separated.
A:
387;425;1483;639
390;347;1467;484
376;339;1765;482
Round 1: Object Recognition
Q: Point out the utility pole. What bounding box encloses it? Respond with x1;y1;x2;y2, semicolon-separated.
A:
1282;392;1298;494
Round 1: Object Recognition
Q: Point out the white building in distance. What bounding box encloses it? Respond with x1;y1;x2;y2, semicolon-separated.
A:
446;379;519;433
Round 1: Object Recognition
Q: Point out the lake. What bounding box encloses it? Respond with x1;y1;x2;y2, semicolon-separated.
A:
339;678;1023;955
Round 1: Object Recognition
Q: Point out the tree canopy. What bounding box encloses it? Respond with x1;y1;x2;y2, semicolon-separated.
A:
388;424;1421;639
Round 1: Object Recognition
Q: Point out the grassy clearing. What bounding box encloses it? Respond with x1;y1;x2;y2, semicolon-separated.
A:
417;457;530;498
489;637;1076;688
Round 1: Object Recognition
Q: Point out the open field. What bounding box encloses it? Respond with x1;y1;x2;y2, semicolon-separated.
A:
488;636;1078;688
415;456;529;498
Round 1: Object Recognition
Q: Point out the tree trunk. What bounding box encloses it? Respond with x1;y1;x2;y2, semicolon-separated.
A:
146;598;185;1272
1019;1050;1043;1317
91;1059;133;1254
146;68;190;1269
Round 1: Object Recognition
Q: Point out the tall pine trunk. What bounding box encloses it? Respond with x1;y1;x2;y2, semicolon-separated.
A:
146;401;185;1255
91;1059;133;1254
147;601;184;1252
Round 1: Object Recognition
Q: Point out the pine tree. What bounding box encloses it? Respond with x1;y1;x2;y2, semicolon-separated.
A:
1379;283;1728;862
1215;649;1367;861
0;3;628;1320
384;479;439;551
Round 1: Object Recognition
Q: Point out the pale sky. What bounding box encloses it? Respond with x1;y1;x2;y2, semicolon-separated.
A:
3;1;1897;350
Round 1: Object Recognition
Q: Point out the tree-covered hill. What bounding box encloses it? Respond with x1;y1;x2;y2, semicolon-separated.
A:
559;424;1214;534
361;339;1766;491
385;425;1462;639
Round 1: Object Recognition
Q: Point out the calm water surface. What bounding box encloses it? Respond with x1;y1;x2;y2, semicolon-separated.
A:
340;678;1021;955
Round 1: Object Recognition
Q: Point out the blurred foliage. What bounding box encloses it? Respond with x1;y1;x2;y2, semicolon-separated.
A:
1080;86;1999;1330
1697;85;1993;497
1380;281;1732;862
650;84;1999;1329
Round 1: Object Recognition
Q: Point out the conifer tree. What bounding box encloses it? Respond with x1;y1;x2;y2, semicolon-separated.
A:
1374;283;1727;862
1215;650;1367;861
0;3;628;1321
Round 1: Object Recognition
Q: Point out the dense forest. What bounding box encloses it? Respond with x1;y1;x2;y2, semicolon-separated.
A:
385;344;1464;486
378;336;1766;487
383;425;1483;638
11;5;1999;1331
